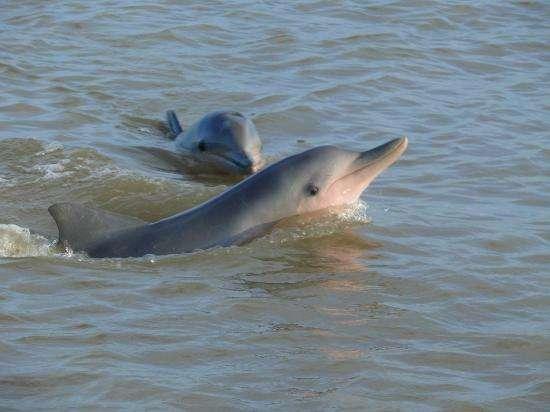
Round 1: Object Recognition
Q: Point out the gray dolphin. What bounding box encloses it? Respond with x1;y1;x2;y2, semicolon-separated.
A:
166;110;264;175
49;137;407;258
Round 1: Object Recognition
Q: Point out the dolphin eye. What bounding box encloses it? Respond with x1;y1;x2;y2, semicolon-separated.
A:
197;141;206;151
307;184;319;196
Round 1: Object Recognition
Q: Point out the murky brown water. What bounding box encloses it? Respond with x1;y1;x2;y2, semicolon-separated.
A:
1;1;549;410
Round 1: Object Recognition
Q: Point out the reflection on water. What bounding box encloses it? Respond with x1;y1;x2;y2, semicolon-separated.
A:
1;0;549;410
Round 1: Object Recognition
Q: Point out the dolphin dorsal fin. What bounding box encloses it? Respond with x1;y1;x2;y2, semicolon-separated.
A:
48;202;146;252
166;110;183;138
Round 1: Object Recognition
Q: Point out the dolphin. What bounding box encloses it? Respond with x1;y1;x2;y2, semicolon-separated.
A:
48;137;407;258
166;110;264;175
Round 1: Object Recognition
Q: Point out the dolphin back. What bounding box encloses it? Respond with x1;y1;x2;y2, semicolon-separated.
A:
48;202;146;253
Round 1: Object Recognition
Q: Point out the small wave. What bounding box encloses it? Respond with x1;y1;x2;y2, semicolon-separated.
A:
261;201;372;245
0;138;124;185
0;224;53;258
36;141;64;156
32;159;71;180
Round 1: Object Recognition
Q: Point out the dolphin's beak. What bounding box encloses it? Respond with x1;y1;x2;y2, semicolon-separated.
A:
248;156;265;173
229;152;264;174
330;137;408;204
354;137;408;176
208;151;263;175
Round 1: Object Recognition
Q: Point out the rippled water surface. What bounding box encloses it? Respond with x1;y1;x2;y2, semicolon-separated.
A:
1;1;549;410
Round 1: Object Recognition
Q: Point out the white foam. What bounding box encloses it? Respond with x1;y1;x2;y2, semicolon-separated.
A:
337;200;371;223
32;159;71;180
0;224;53;258
36;141;64;156
0;180;13;188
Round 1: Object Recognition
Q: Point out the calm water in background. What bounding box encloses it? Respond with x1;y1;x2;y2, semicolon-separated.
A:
1;1;549;410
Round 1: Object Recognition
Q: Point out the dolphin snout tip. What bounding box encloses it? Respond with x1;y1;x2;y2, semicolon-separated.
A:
232;154;264;174
249;158;265;173
385;136;408;157
242;161;262;174
249;163;261;173
397;136;408;153
355;136;408;170
393;136;408;150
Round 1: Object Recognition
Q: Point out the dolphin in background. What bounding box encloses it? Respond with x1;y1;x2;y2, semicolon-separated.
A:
166;110;264;175
49;137;408;258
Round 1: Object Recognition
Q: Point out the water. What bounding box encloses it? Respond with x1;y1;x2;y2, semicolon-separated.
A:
1;1;549;410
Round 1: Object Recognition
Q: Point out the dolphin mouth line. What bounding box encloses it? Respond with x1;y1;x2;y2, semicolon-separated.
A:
331;137;408;187
220;155;251;170
215;153;261;173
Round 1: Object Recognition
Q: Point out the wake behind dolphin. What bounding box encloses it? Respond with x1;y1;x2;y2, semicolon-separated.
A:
49;138;408;258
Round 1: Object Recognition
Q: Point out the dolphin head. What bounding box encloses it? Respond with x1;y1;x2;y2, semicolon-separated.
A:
190;111;263;174
238;138;408;221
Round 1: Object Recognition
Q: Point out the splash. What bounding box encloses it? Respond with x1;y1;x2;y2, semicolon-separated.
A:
32;159;71;180
0;224;53;258
263;201;372;245
337;200;371;224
